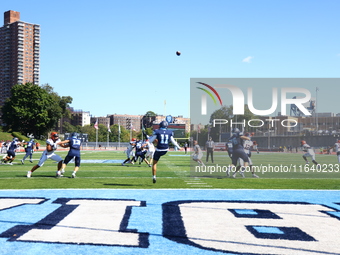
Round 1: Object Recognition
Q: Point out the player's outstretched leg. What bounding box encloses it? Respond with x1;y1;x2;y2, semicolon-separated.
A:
152;160;158;183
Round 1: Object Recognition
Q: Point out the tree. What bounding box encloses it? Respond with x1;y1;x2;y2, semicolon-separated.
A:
109;124;130;142
1;83;72;137
141;111;157;129
209;105;259;141
62;122;77;133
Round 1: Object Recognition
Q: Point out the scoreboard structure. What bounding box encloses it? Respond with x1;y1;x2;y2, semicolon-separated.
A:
152;123;186;138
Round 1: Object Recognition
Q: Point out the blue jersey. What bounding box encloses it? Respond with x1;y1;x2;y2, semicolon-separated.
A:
68;138;81;156
26;140;35;149
135;141;145;152
152;129;174;151
228;133;244;151
226;142;233;152
8;141;19;152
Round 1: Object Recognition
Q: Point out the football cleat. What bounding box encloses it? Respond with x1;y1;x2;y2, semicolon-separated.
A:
27;171;31;178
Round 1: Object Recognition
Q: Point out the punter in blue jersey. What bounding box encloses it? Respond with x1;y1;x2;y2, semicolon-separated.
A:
227;128;250;177
148;121;182;183
1;137;22;165
21;138;36;164
57;132;82;178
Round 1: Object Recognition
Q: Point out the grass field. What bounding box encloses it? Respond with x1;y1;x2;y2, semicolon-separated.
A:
1;150;340;190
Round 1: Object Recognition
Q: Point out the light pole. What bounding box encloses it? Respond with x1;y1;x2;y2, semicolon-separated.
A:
316;87;319;132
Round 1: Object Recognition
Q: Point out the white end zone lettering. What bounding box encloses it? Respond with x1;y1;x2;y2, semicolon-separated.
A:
163;200;340;255
0;198;149;248
0;197;48;211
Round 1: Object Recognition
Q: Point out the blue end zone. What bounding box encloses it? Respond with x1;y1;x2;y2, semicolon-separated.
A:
0;189;339;255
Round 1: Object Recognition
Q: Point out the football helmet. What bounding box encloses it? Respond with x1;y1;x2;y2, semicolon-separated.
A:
232;128;240;133
159;121;168;129
301;140;306;145
71;132;78;138
12;137;18;141
50;132;59;139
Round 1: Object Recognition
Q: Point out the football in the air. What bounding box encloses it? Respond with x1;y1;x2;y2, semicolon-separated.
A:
176;51;181;56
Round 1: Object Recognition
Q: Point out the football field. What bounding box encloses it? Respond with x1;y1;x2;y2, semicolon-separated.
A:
0;150;339;189
0;150;340;255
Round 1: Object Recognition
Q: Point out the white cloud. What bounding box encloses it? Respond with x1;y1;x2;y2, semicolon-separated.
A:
242;56;254;63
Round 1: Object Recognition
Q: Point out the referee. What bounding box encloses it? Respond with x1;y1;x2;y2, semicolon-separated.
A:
205;137;215;163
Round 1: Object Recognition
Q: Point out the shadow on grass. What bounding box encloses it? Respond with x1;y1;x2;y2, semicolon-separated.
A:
18;174;58;178
103;183;144;187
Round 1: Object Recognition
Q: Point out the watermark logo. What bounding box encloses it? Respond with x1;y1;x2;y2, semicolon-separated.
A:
197;82;311;116
196;82;223;115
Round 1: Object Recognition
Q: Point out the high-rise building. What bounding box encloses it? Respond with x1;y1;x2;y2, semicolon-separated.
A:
0;10;40;107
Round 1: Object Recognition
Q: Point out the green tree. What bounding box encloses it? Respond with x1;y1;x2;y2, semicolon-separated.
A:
141;111;157;129
1;83;72;137
62;122;77;133
209;105;259;141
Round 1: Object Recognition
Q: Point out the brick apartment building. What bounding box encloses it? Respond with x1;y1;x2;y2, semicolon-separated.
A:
0;10;40;108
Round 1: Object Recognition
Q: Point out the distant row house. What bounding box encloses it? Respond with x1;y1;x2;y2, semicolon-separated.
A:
56;108;190;135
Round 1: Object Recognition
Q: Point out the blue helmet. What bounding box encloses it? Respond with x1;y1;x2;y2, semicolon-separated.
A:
232;128;240;133
159;121;168;129
71;132;78;138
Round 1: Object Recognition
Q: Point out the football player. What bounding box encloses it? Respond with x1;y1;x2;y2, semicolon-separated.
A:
122;138;136;166
301;140;320;168
144;137;155;165
227;128;251;178
148;121;182;183
237;132;259;178
57;132;82;178
133;139;151;166
1;137;22;165
330;139;340;163
21;138;36;164
226;141;233;158
27;132;67;178
192;140;204;166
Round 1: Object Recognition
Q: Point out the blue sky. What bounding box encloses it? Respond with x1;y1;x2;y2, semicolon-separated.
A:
3;0;340;118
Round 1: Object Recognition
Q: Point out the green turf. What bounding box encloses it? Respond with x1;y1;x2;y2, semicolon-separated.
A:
0;150;339;189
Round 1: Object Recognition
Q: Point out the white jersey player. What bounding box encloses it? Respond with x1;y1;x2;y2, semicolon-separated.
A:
192;140;204;166
122;138;136;166
27;132;66;178
237;133;259;178
144;139;155;164
301;140;320;167
331;140;340;163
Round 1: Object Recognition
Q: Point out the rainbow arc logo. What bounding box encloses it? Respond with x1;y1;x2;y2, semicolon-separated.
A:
196;82;223;105
196;82;223;115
